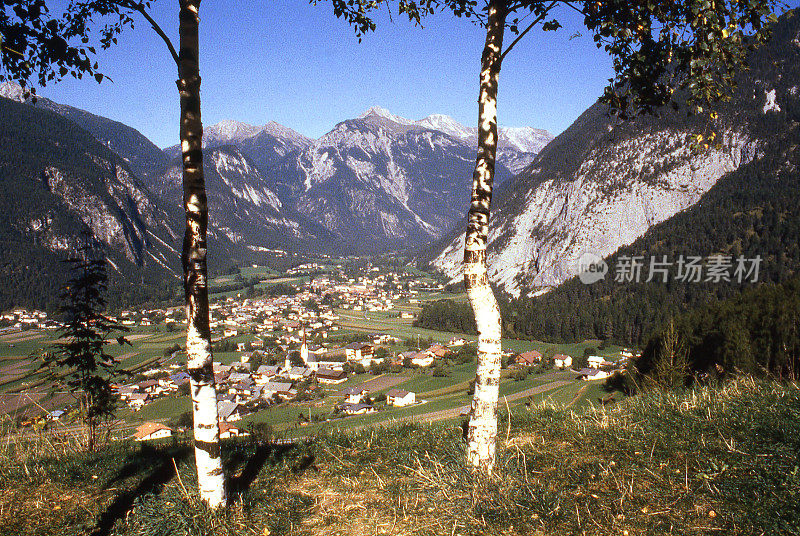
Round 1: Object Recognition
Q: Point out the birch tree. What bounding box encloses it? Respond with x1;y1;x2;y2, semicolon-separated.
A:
326;0;781;475
457;0;779;474
174;0;226;508
64;0;226;506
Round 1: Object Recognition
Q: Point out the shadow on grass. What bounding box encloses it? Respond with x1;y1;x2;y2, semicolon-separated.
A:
226;440;318;504
86;438;319;535
89;443;192;536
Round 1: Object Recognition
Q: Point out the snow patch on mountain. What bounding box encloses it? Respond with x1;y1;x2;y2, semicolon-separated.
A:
0;81;26;102
359;106;414;125
199;119;311;151
356;105;553;155
416;114;474;139
205;119;263;144
499;126;554;153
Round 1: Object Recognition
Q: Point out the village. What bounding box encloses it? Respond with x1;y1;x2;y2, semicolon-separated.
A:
0;259;632;442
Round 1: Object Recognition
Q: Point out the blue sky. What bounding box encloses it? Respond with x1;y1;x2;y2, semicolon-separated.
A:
36;1;727;148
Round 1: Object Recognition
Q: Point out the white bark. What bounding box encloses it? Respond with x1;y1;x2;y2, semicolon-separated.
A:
179;0;226;507
186;324;225;507
465;0;506;475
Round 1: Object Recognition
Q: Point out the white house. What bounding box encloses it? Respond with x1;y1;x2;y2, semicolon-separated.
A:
341;402;375;415
218;422;249;439
577;368;611;381
262;381;293;399
386;389;416;407
588;355;612;369
342;387;369;404
411;352;434;367
217;400;245;422
316;368;348;384
133;422;173;441
286;366;311;380
127;393;149;410
344;342;373;361
554;354;572;369
254;365;280;383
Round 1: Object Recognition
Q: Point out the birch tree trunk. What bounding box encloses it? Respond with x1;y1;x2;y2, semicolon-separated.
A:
178;0;226;507
465;0;506;475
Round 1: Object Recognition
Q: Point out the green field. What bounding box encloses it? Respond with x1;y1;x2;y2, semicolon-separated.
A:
0;325;191;419
1;261;628;432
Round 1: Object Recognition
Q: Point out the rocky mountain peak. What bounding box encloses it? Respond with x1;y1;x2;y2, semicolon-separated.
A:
204;119;263;145
358;106;413;125
0;81;26;102
416;114;474;140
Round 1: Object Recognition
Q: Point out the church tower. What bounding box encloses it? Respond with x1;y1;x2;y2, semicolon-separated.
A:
300;326;309;365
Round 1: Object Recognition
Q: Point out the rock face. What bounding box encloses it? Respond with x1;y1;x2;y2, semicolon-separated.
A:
423;29;800;298
429;106;760;297
0;93;180;309
151;145;338;255
164;119;313;173
262;107;552;251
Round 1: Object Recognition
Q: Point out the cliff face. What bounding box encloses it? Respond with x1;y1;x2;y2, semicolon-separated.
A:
424;11;800;298
263;107;551;252
431;111;759;297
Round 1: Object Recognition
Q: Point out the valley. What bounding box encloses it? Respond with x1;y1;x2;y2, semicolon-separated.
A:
0;259;626;442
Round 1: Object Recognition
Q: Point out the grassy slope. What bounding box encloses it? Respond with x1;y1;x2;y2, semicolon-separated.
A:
2;378;798;536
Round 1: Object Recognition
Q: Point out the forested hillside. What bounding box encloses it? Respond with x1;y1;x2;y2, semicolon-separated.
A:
0;95;181;311
505;138;800;345
417;135;800;345
634;275;800;383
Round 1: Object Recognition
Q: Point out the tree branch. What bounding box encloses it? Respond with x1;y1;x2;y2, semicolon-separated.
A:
118;0;179;68
500;0;557;61
506;0;552;12
559;1;586;17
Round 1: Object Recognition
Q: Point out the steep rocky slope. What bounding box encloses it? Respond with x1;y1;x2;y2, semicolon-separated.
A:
425;17;800;297
0;95;180;310
151;146;341;255
263;107;551;251
164;119;313;173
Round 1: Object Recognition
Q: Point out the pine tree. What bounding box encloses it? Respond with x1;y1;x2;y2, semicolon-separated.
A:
45;237;127;451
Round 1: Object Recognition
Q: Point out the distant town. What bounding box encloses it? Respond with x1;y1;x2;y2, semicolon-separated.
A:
0;259;635;442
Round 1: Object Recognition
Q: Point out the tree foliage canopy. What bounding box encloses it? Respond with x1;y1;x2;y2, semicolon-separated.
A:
0;0;141;92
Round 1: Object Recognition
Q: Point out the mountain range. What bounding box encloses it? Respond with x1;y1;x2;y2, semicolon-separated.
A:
0;83;551;309
7;7;797;318
167;106;551;251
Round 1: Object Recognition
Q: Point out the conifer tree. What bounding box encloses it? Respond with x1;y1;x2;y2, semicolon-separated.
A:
46;236;127;451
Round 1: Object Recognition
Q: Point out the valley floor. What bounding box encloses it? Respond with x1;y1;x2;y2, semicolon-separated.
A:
1;377;798;536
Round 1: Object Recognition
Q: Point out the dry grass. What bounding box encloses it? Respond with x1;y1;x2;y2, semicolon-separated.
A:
1;378;798;536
